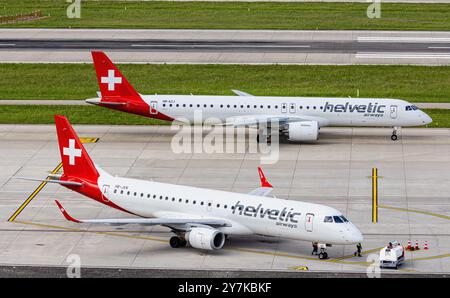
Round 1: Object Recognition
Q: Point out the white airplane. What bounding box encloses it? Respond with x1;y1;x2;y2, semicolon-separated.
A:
86;51;432;142
19;115;363;259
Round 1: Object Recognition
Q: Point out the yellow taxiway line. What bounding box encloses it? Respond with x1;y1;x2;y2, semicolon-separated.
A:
7;137;99;222
8;163;63;222
7;138;448;272
9;219;431;273
379;205;450;221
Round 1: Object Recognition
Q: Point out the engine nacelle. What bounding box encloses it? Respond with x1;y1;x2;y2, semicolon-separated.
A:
287;121;319;141
186;227;225;250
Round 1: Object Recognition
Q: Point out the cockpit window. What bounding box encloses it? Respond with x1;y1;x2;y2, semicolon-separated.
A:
340;216;349;222
405;105;419;111
324;216;333;223
333;216;344;223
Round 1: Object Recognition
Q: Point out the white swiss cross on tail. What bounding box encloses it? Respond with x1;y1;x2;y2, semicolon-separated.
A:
63;139;82;165
101;69;122;91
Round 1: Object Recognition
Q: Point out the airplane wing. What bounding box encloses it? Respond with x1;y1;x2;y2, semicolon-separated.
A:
55;200;231;229
232;89;254;97
220;114;328;127
248;167;273;197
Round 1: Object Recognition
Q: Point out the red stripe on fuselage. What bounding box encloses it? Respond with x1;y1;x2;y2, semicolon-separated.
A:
99;98;174;122
62;176;138;216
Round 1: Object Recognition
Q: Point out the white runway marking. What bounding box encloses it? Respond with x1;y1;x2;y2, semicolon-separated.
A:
428;46;450;49
358;37;450;43
0;44;15;46
356;52;450;59
131;44;311;48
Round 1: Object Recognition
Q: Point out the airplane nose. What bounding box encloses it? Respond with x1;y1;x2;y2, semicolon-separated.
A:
347;228;364;244
354;230;364;243
422;112;432;125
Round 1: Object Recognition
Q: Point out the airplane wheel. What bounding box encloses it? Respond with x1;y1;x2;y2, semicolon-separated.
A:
257;134;271;143
179;239;187;247
170;236;181;248
391;134;398;141
318;252;328;260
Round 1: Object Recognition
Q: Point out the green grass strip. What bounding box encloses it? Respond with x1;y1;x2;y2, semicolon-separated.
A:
1;64;450;103
1;1;450;31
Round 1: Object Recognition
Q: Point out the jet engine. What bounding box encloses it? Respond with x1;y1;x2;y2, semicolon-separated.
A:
286;121;319;141
186;227;225;250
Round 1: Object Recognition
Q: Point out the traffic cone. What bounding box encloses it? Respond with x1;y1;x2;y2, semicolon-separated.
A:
414;240;420;250
424;241;428;250
406;240;412;251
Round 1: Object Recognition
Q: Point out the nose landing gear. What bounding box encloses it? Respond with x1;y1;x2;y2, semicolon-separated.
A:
318;249;328;260
313;243;329;259
391;127;399;141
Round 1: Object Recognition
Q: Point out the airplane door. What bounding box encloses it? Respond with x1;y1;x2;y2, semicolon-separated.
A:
150;101;158;114
102;185;110;203
281;103;287;113
390;105;398;119
305;213;314;232
289;103;296;114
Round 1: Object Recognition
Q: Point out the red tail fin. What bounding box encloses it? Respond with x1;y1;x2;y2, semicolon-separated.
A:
54;115;99;183
91;51;159;118
91;51;140;99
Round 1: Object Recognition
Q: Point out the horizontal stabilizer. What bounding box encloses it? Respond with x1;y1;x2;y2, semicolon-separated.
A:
85;98;127;106
12;177;83;187
99;101;127;106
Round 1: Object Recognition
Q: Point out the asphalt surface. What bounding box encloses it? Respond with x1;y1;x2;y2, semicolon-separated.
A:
1;125;449;275
0;265;447;278
2;39;450;54
2;29;450;65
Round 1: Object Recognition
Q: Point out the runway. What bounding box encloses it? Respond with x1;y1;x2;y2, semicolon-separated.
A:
2;29;450;65
3;39;450;54
0;124;449;275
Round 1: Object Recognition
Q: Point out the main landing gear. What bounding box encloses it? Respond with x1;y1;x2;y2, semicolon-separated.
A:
391;127;399;141
169;236;187;248
256;133;271;144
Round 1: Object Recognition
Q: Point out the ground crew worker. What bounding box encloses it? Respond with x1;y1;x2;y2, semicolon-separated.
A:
354;243;362;257
312;242;318;255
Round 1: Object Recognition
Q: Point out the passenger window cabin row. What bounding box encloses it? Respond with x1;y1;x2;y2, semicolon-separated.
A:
162;103;324;111
112;188;299;218
113;188;235;210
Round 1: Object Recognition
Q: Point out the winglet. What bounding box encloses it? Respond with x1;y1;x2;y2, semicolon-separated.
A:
258;167;273;188
55;200;81;223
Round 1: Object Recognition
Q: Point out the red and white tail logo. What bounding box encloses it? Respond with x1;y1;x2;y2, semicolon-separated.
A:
55;115;99;183
63;139;82;165
91;51;140;99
